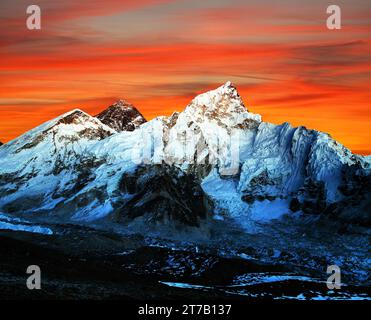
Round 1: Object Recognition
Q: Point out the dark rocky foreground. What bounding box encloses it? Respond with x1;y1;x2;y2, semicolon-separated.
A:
0;222;369;300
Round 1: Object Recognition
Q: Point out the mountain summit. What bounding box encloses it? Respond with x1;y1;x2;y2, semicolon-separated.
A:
183;81;261;129
96;100;146;132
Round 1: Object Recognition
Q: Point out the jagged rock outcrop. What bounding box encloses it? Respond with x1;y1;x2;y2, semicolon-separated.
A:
117;165;207;226
96;100;146;132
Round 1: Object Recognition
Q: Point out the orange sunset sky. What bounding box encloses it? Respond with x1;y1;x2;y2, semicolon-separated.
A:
0;0;370;154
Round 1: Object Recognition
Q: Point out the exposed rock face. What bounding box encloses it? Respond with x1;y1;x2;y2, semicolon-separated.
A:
96;100;146;132
327;163;371;226
117;165;207;226
0;82;369;229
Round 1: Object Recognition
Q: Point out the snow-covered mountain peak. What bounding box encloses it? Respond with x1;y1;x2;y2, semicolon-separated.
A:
109;99;134;110
0;108;115;160
183;81;261;129
56;109;96;125
36;108;115;136
96;100;147;132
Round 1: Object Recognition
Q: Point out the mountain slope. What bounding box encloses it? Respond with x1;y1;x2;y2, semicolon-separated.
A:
0;109;116;216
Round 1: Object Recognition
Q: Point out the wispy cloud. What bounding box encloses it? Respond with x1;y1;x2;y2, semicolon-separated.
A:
0;0;369;153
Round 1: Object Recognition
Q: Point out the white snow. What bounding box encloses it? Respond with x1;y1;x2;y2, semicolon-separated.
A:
0;213;53;235
159;281;212;290
0;221;53;235
249;199;290;222
231;273;320;287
